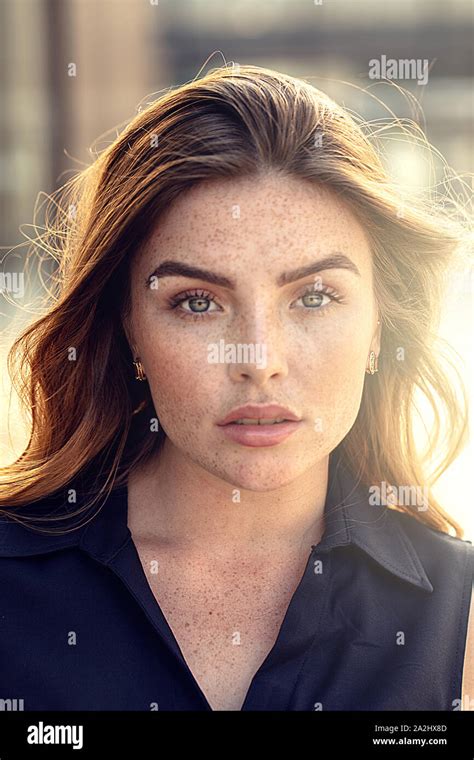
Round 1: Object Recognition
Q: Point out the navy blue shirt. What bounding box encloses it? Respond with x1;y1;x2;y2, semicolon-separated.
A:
1;451;472;711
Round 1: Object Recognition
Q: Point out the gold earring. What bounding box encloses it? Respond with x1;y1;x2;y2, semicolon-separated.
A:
133;357;147;381
366;351;379;375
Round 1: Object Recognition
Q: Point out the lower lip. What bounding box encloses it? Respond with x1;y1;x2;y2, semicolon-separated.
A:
217;420;302;447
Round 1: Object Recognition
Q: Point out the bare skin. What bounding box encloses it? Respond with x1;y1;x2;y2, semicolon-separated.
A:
129;509;325;710
124;171;381;710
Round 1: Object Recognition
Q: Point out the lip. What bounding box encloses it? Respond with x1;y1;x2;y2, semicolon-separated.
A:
217;403;301;426
218;419;302;447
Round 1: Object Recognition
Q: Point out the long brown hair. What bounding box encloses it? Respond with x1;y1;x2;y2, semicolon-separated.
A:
0;64;471;536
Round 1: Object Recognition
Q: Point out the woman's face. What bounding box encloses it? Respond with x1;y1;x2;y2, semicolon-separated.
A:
125;172;380;491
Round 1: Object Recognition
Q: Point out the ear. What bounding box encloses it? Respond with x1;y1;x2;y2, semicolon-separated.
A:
121;311;135;355
371;317;382;355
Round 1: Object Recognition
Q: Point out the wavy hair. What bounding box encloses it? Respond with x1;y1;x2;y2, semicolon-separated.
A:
0;64;471;536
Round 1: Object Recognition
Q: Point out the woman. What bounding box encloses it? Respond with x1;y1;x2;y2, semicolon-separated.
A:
0;64;472;711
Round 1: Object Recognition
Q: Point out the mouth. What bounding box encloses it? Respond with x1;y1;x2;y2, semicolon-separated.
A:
218;418;302;447
230;417;289;426
217;404;301;427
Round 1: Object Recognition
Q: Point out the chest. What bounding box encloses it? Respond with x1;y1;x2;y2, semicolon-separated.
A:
132;540;311;710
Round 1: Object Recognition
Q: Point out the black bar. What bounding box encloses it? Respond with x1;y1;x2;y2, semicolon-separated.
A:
0;710;472;757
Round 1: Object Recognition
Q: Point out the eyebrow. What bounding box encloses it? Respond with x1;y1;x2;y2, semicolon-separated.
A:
146;253;361;289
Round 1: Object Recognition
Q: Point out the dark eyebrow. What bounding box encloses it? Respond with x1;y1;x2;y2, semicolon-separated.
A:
277;254;361;285
146;253;361;289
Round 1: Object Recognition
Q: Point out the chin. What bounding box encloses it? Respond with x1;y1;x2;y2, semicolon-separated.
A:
224;462;304;492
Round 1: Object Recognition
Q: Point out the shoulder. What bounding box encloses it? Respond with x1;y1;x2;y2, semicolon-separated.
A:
462;589;474;710
393;508;474;581
0;496;86;559
393;508;474;605
392;509;474;710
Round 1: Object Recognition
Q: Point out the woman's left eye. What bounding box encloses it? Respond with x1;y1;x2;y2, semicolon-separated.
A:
294;284;344;312
167;285;344;320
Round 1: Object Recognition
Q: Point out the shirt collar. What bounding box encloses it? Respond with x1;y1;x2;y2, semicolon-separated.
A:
315;449;434;593
0;450;434;593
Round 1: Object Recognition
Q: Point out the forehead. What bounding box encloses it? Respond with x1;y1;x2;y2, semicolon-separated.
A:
138;173;373;277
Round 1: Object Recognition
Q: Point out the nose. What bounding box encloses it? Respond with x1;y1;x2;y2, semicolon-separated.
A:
226;302;289;385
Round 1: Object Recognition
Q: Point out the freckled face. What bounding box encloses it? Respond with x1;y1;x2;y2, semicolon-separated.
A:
126;173;380;491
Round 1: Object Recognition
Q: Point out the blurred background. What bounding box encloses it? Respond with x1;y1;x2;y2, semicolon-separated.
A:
0;0;472;536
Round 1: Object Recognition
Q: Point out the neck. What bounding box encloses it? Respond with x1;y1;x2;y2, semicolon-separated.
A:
127;440;329;558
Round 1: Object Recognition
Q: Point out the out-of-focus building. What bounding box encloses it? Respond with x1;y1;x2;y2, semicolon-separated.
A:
1;0;472;264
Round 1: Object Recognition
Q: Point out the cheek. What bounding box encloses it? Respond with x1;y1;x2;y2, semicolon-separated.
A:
297;317;370;376
298;324;369;422
137;316;219;428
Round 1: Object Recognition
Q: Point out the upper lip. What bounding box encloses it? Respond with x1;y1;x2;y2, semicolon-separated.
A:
217;404;301;425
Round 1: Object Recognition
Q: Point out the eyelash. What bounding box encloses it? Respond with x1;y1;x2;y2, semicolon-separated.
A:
167;285;345;320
